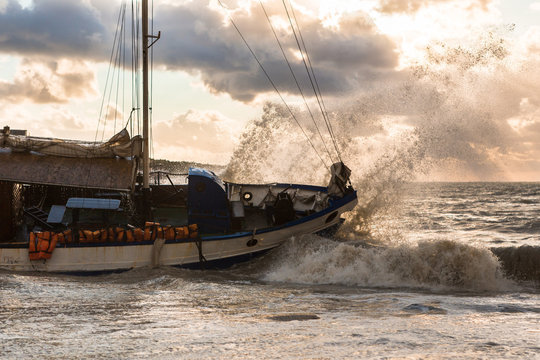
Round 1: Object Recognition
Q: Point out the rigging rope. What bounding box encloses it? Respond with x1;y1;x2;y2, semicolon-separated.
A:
130;0;136;136
288;1;342;162
217;0;329;171
86;2;127;192
259;0;335;165
95;2;126;143
121;4;127;135
104;21;123;140
113;14;124;134
282;0;343;162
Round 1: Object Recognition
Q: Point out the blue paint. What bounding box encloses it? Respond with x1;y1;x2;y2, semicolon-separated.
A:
188;167;230;233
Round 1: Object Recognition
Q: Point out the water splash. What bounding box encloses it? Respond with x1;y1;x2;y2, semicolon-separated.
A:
223;102;329;184
224;30;519;184
223;32;533;291
262;234;512;292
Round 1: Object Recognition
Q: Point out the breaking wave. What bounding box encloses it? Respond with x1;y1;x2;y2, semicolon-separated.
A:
491;246;540;283
262;235;513;292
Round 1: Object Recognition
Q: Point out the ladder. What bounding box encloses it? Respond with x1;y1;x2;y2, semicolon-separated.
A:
24;206;53;229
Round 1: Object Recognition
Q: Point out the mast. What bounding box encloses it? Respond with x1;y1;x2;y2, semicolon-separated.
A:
142;0;150;190
141;0;159;220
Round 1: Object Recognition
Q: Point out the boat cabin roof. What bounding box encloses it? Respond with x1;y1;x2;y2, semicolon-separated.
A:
66;198;121;210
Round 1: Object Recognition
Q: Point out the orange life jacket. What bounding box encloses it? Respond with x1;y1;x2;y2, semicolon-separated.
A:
188;224;198;238
175;226;188;239
125;229;134;242
28;232;41;260
164;226;175;241
144;222;160;241
62;229;73;244
79;230;93;243
115;227;125;242
38;232;58;259
133;228;144;242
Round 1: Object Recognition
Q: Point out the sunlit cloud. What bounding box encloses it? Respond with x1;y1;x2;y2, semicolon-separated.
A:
154;0;399;101
0;58;98;103
152;109;242;163
0;102;89;137
530;2;540;11
376;0;491;14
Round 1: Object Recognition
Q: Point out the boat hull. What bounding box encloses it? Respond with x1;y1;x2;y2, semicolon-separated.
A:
0;193;357;273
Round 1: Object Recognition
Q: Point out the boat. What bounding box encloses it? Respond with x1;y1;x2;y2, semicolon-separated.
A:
0;0;357;273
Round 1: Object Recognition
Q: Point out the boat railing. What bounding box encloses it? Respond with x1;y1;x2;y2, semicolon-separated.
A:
150;171;188;186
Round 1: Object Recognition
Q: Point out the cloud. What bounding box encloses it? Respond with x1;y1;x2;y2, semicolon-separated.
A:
520;26;540;54
0;102;89;139
226;27;540;182
153;1;399;101
104;104;123;124
0;58;98;103
531;2;540;11
44;106;86;131
0;0;108;59
377;0;491;14
337;30;540;181
152;109;241;164
0;0;399;102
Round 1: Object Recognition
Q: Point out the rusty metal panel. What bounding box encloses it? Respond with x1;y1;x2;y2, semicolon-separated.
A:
0;152;135;191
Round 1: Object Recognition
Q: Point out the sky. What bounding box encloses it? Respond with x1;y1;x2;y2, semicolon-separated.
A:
1;0;540;181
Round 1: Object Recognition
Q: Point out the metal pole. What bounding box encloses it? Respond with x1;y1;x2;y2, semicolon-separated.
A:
142;0;149;190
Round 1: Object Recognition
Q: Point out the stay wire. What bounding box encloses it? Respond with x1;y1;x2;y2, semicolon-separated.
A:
106;13;124;140
95;2;125;143
282;0;338;160
131;0;137;136
217;0;329;171
113;11;126;134
259;0;335;165
283;0;342;162
122;4;127;135
288;0;341;162
86;2;126;193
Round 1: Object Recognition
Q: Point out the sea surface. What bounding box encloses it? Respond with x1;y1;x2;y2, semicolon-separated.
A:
1;182;539;359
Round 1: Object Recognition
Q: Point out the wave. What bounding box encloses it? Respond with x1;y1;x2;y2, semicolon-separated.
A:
262;235;513;292
490;246;540;283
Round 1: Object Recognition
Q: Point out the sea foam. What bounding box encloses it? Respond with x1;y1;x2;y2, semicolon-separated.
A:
262;235;513;292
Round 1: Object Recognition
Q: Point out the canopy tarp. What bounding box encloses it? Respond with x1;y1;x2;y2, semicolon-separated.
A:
0;151;136;191
0;129;142;159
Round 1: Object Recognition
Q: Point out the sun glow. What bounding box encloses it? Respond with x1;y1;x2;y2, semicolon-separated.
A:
367;1;503;67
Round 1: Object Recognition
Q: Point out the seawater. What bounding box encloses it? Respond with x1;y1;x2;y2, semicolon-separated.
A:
1;183;539;359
